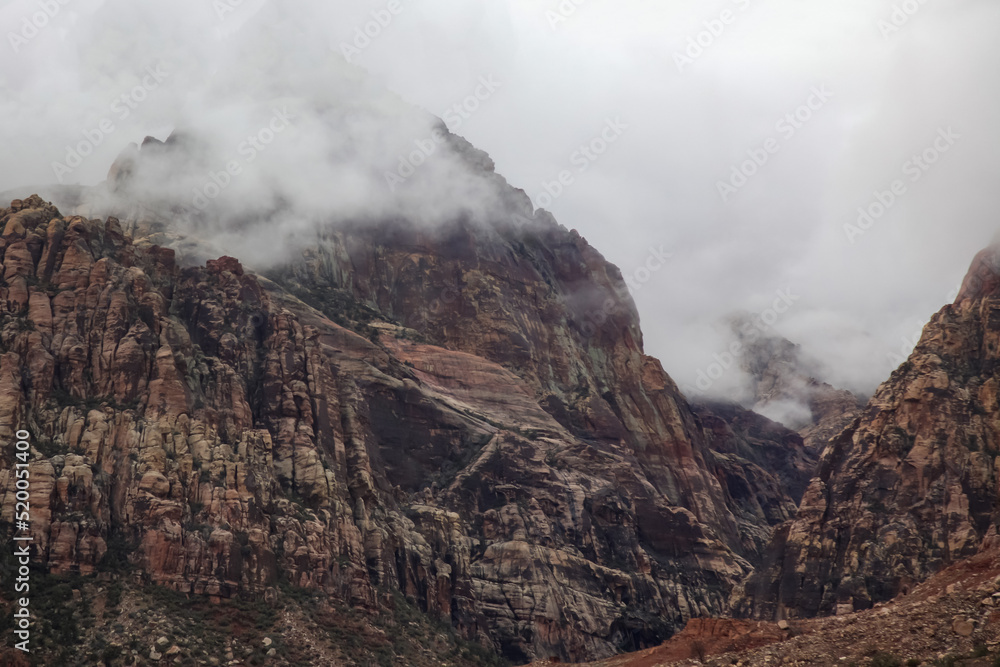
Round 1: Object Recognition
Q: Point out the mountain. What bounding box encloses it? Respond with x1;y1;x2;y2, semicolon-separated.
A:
736;244;1000;620
511;247;1000;666
0;180;813;664
729;314;864;452
526;545;1000;666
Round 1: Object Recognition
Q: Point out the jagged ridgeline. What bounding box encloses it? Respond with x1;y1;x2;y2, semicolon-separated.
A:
567;245;1000;666
738;246;1000;620
0;178;815;665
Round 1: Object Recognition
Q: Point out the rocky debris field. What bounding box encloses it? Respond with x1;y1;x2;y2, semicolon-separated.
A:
530;548;1000;667
0;568;506;667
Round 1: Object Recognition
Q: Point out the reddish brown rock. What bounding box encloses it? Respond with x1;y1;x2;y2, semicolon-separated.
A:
0;195;811;663
738;244;1000;620
955;245;1000;303
206;255;243;276
528;548;1000;666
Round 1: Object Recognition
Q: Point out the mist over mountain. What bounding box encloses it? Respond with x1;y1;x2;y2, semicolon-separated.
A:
2;0;999;416
4;2;1000;666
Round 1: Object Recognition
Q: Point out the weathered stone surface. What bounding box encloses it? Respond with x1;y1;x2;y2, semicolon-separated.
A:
0;195;810;662
529;547;1000;666
738;245;1000;620
692;402;817;557
952;618;974;637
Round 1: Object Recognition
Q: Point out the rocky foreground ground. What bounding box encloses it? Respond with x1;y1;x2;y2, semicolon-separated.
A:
530;548;1000;667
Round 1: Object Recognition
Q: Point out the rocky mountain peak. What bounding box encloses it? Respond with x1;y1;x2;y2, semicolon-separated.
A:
0;190;816;663
955;244;1000;303
735;241;1000;621
725;314;863;451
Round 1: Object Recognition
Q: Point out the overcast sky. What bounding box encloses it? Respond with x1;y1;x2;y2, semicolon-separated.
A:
1;0;998;402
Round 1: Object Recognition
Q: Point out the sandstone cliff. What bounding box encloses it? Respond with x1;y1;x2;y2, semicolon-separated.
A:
0;192;812;664
692;402;816;558
737;244;1000;620
529;547;1000;667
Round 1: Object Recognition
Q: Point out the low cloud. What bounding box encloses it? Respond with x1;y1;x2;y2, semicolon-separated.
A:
1;0;998;407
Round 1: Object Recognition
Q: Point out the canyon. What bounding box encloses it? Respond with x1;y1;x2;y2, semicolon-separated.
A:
0;127;997;666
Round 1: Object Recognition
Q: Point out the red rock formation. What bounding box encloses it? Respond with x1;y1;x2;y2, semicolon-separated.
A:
0;192;812;662
693;402;817;556
955;246;1000;303
738;244;1000;620
527;617;788;666
529;548;1000;666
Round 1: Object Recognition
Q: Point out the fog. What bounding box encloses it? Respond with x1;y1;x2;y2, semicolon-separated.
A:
1;0;998;408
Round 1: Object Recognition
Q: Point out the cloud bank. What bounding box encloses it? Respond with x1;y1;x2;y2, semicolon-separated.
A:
1;0;998;405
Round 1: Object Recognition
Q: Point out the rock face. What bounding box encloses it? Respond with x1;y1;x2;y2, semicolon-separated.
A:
731;315;863;452
528;547;1000;667
795;381;863;454
0;194;811;663
692;402;817;558
738;245;1000;620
